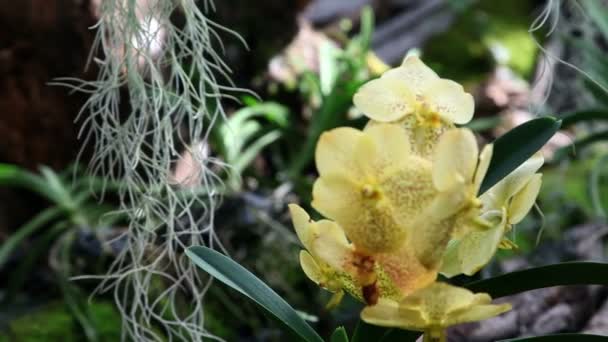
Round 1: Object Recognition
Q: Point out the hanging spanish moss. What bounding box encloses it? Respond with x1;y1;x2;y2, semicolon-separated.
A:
55;0;247;340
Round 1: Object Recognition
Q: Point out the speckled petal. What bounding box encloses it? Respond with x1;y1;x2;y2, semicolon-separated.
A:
481;153;543;211
312;175;359;225
361;298;427;331
433;128;479;191
362;123;412;170
439;239;462;278
300;250;323;285
410;184;467;268
458;216;506;276
313;174;408;254
289;204;315;250
446;300;511;326
382;56;440;96
474;144;493;193
353;77;416;122
423;78;475;124
376;245;437;296
315;127;364;177
508;173;542;224
399;282;477;317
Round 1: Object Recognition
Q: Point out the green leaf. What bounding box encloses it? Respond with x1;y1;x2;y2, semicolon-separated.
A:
465;262;608;299
479;117;561;194
553;130;608;161
352;320;388;342
352;320;421;342
378;329;421;342
330;327;349;342
0;206;63;268
185;246;323;342
582;1;608;38
500;334;608;341
560;109;608;128
464;115;502;132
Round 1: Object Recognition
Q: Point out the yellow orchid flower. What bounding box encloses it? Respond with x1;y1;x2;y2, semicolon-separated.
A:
441;153;544;277
304;124;492;302
289;204;420;306
411;128;493;264
354;56;474;156
361;282;511;342
353;56;474;125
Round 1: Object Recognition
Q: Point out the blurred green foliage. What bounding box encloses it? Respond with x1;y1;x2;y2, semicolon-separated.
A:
0;302;120;342
425;0;539;82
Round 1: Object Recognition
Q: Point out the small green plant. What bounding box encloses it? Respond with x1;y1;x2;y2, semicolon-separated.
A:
0;163;122;341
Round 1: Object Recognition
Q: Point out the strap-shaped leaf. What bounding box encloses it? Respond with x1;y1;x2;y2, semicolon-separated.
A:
330;327;349;342
351;319;422;342
352;320;389;342
186;246;323;342
560;109;608;128
500;334;608;341
479;117;561;194
553;130;608;161
466;262;608;299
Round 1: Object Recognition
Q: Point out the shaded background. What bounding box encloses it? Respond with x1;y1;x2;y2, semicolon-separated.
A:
2;0;608;341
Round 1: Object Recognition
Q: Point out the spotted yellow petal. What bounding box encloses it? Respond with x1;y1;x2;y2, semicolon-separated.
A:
289;204;315;251
433;128;479;191
400;282;477;315
353;77;416;122
376;245;437;296
458;214;507;276
446;300;511;326
439;239;462;278
410;184;467;268
311;224;354;273
481;153;543;211
312;175;359;226
362;123;412;169
315;127;364;177
423;78;475;124
382;56;439;96
508;173;542;224
474;144;493;193
312;174;408;254
300;250;323;285
361;298;427;331
316;219;350;250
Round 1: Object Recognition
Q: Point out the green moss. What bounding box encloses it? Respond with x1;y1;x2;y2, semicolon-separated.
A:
0;301;121;342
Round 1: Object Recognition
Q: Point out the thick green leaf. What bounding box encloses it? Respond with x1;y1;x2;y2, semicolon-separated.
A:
464;115;501;132
479;117;561;194
186;246;323;342
466;262;608;299
330;327;349;342
500;334;608;341
379;329;421;342
560;109;608;128
553;130;608;161
352;320;388;342
352;320;421;342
